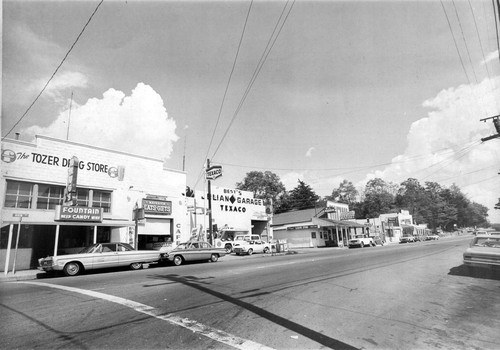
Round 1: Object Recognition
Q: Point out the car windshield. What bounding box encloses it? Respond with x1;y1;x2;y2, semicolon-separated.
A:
175;243;188;250
473;237;500;248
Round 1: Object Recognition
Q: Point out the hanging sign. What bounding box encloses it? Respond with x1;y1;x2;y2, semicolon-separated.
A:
206;165;223;180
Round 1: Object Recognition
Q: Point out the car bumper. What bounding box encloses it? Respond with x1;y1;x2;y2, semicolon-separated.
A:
463;256;500;268
233;248;249;254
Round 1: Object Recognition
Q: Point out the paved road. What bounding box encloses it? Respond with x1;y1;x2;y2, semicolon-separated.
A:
1;236;499;349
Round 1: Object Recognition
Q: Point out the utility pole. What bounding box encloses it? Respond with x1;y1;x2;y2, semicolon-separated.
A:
206;159;213;244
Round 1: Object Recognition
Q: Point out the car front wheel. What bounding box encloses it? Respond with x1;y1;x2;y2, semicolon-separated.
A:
360;242;364;248
173;255;183;266
247;249;253;255
210;254;219;262
130;262;142;270
63;262;81;276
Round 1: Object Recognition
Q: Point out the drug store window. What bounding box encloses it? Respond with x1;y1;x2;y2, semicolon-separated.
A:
4;180;34;208
37;184;64;210
76;188;112;213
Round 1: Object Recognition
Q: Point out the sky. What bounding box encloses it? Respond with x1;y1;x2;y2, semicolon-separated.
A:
2;0;500;223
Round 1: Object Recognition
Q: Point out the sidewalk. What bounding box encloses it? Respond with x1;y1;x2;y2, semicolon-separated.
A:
0;269;45;282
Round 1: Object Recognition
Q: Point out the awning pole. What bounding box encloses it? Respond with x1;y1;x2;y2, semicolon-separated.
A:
54;225;60;256
4;224;14;275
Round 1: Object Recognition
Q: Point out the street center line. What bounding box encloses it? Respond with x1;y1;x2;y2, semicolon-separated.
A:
19;281;274;350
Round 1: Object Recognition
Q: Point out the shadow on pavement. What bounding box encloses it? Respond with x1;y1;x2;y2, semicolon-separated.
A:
448;264;500;281
149;273;358;350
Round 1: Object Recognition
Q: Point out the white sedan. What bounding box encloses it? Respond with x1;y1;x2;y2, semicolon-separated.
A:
463;234;500;269
38;242;162;276
233;239;271;255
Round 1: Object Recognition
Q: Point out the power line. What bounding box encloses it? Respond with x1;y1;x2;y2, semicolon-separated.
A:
202;0;254;169
193;1;254;191
210;0;296;160
194;0;295;190
494;0;500;63
1;0;104;141
451;0;479;84
441;0;472;86
468;0;500;112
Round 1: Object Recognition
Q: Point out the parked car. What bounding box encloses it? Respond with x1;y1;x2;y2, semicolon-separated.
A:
348;235;375;248
233;239;271;255
425;234;439;240
463;234;500;269
38;242;162;276
372;236;385;246
162;241;226;266
400;234;415;243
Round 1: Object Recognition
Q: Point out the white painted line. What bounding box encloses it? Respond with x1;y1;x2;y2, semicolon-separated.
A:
19;281;274;350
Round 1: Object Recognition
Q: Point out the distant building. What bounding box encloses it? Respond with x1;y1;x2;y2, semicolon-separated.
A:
379;210;414;243
186;186;268;240
271;201;365;248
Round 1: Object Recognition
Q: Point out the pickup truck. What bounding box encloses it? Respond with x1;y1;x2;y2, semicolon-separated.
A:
348;234;375;248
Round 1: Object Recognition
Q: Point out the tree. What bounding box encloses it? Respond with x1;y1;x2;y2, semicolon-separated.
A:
274;191;293;214
395;178;426;224
363;178;397;217
288;179;320;210
235;171;286;212
327;179;358;204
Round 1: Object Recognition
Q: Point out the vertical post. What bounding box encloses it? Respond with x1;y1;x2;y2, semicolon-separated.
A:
54;225;60;257
12;219;22;274
93;226;97;244
4;224;13;275
207;159;213;245
134;203;139;250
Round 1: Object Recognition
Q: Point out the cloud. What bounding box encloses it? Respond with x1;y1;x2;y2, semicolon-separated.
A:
481;50;499;66
305;147;315;157
30;71;89;103
4;22;89;109
362;77;500;222
22;83;179;160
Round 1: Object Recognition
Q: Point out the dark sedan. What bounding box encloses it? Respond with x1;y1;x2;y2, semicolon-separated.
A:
162;241;226;266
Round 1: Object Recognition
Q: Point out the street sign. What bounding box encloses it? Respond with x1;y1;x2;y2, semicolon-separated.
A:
206;165;223;180
12;214;29;218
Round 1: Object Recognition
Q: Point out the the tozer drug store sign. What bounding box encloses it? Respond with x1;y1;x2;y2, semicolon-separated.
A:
55;205;103;222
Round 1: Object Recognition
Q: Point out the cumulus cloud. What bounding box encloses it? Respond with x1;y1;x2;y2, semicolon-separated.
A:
362;77;500;222
30;71;88;103
481;50;499;65
22;83;179;160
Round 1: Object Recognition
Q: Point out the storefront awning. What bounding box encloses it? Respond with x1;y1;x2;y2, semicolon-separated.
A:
312;217;365;228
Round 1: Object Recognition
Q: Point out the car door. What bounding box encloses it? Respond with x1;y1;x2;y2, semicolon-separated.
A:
185;242;204;261
199;242;213;260
93;243;119;269
252;240;263;253
117;243;155;266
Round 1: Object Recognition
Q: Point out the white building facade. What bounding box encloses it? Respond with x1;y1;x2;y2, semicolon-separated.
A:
1;135;189;271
